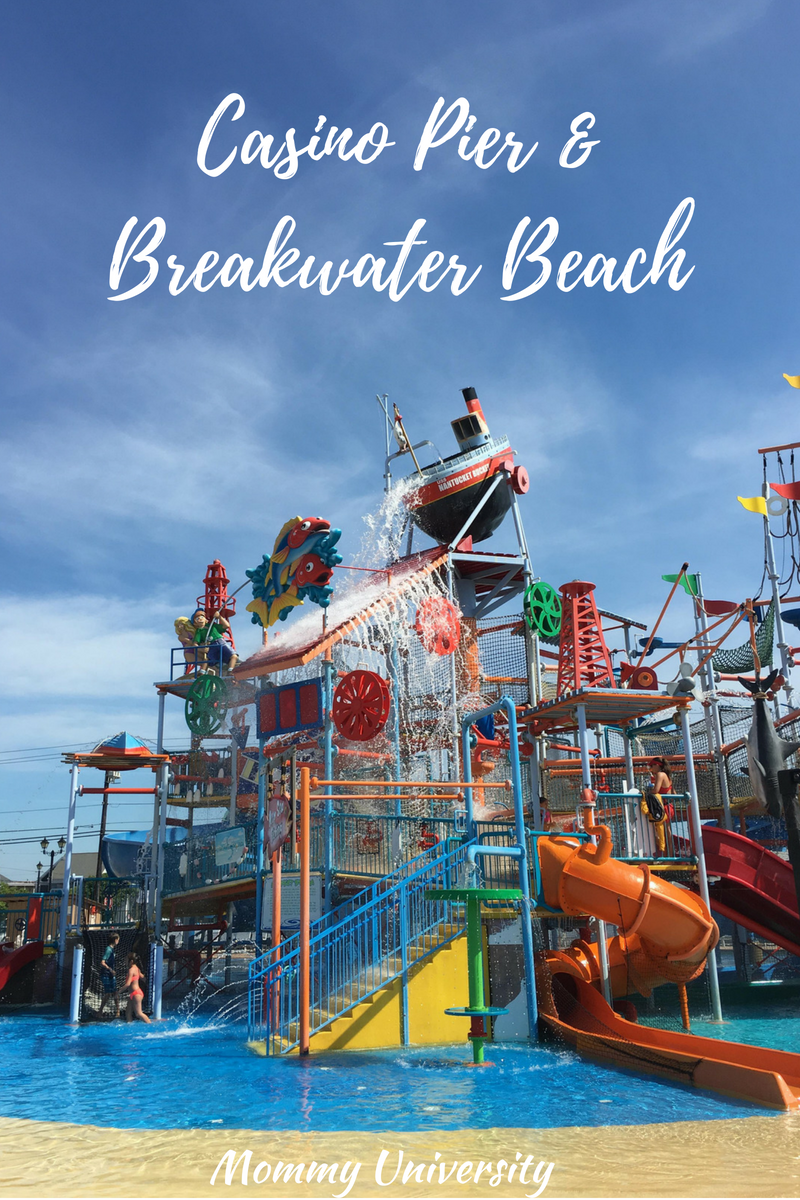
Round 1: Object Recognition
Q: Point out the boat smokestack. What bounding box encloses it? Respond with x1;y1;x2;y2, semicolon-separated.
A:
461;386;487;426
453;387;491;450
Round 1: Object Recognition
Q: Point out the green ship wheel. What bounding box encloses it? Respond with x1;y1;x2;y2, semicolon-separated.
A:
524;580;562;639
185;674;229;736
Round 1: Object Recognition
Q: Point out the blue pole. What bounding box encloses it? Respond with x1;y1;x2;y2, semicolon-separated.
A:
461;724;475;840
255;726;266;954
390;642;403;802
461;696;538;1041
323;658;334;912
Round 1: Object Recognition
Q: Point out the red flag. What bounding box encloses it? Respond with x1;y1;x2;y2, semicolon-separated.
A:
702;600;738;616
770;481;800;501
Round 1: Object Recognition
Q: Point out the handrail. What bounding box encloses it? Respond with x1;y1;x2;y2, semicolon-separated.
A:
248;837;474;1052
259;835;465;965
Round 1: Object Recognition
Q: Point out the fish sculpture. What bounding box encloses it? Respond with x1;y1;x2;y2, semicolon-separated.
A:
246;516;343;629
738;668;799;818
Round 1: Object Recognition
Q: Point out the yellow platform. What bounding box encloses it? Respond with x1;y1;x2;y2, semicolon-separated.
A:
250;929;469;1055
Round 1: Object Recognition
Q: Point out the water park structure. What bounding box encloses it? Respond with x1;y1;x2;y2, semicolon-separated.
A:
6;384;800;1132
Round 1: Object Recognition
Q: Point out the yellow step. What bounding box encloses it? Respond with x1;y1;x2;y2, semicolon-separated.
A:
247;927;467;1055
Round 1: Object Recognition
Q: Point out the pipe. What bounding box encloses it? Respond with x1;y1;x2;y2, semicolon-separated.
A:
763;485;796;706
581;797;612;866
57;763;80;981
323;657;334;912
255;729;266;953
467;844;523;864
152;943;164;1020
229;740;238;826
153;764;169;940
577;708;612;1004
461;696;538;1041
446;559;462;780
299;766;311;1056
69;944;84;1024
530;738;542;830
678;704;724;1022
309;777;509;790
334;748;393;759
694;572;733;831
149;690;166;922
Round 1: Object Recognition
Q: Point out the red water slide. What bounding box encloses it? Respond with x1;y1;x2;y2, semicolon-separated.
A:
0;896;45;992
0;941;43;992
701;826;800;959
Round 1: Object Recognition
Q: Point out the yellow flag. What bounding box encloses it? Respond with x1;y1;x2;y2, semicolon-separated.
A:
783;373;800;388
737;495;768;516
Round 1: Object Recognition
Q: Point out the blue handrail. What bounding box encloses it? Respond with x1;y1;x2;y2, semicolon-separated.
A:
248;837;474;1052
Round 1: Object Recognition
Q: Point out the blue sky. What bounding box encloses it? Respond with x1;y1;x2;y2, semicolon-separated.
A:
2;0;798;878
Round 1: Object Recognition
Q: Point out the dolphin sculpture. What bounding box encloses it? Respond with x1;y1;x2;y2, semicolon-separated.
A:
738;668;800;818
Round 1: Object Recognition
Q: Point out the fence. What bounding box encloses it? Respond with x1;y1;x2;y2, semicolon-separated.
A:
328;813;457;878
162;816;325;895
1;892;61;946
73;877;147;927
162;812;461;896
248;837;474;1052
591;791;695;863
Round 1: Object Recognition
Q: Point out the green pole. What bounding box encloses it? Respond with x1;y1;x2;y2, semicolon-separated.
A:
466;894;485;1063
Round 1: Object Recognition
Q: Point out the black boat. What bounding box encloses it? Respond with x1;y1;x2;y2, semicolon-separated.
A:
399;387;528;545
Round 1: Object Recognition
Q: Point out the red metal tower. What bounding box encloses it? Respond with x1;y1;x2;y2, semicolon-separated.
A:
198;560;236;647
556;581;616;696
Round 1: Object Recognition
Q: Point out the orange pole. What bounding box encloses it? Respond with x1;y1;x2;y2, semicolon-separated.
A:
678;983;691;1031
271;845;282;1030
309;777;510;790
299;766;310;1056
636;563;688;666
757;439;800;454
308;792;464;802
745;600;761;673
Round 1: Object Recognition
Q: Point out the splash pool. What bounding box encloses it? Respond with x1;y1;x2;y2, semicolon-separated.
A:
1;1009;794;1133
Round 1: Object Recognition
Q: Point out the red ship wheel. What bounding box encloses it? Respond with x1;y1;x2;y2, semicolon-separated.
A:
332;670;391;741
414;596;461;656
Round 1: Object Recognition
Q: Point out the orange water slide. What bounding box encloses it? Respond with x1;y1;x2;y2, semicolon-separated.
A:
538;810;718;997
542;974;800;1110
534;814;800;1109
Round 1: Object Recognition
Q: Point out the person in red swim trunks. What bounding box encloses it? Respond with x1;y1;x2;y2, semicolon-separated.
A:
124;953;151;1024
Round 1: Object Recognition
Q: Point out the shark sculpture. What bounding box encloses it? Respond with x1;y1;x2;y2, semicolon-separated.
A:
738;668;799;818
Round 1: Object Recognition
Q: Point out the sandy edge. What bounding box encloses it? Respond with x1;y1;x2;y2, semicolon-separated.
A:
2;1113;800;1200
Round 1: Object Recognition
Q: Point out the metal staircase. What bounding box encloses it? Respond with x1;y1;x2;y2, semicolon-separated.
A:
248;837;474;1053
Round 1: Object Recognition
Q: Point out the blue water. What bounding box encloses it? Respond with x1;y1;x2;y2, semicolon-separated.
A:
0;1011;790;1132
693;1002;800;1052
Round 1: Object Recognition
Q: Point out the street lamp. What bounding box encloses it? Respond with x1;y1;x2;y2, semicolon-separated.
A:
36;862;43;891
40;838;50;891
40;836;59;893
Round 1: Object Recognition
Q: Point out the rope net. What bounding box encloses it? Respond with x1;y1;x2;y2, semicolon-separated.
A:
79;924;149;1020
710;600;774;673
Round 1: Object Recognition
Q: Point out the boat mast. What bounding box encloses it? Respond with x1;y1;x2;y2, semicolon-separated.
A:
376;393;392;494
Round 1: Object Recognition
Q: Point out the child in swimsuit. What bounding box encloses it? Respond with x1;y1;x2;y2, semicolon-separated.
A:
124;953;151;1024
99;933;120;1018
